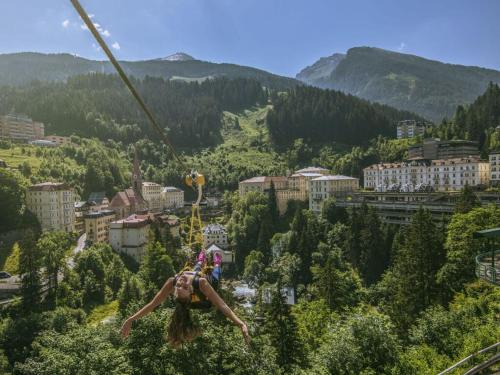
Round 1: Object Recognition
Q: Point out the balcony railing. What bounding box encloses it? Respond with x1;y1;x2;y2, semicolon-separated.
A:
475;250;500;285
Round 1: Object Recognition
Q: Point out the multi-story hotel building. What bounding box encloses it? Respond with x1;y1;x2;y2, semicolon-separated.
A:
309;175;359;214
397;120;426;139
84;210;116;244
142;182;163;212
0;114;44;142
109;214;151;261
364;157;490;192
44;135;71;145
26;182;75;232
239;167;330;214
490;150;500;187
161;186;184;209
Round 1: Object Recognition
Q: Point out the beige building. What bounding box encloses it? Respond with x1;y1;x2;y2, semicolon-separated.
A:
397;120;426;139
239;167;330;214
0;114;44;142
161;186;184;209
142;182;163;212
74;201;90;234
84;210;116;244
206;244;234;264
26;182;75;232
364;157;490;192
309;175;359;214
203;224;228;249
109;214;151;262
490;151;500;187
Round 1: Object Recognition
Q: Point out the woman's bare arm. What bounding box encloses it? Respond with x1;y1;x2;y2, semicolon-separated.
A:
121;277;175;337
199;278;250;343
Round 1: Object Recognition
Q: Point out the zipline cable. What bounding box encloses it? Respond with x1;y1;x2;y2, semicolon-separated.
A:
70;0;186;170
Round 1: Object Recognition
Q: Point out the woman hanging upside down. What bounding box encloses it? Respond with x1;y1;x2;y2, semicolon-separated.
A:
120;250;250;348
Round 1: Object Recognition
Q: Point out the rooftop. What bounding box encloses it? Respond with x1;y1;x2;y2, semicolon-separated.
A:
312;175;358;181
295;166;329;174
162;186;182;192
84;210;115;219
203;223;227;234
142;181;161;187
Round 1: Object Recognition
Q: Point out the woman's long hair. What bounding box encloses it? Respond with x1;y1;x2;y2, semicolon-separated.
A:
166;302;201;348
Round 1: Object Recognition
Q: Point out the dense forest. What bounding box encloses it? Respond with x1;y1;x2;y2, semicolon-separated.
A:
431;82;500;152
266;86;422;148
0;74;267;147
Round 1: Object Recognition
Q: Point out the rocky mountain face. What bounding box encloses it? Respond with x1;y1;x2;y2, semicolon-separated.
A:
296;47;500;121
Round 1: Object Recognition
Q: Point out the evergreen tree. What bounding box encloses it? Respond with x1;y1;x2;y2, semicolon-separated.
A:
139;241;175;296
454;184;480;214
264;280;305;371
19;230;42;311
385;208;445;331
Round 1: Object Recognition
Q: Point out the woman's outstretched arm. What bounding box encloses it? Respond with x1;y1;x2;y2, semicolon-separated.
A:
120;277;175;338
199;278;250;344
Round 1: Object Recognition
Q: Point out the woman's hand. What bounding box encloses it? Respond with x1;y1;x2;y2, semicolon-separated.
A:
240;322;251;345
120;319;133;339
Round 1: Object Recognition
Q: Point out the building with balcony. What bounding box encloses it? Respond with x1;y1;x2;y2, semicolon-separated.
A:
202;223;228;250
109;214;151;261
309;175;359;214
84;210;116;244
396;120;426;139
160;186;184;209
26;182;75;232
0;114;44;142
364;157;490;192
408;138;479;160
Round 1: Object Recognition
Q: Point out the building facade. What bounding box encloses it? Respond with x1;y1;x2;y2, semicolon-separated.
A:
309;175;359;214
408;139;479;160
44;135;71;145
84;210;116;244
0;114;44;142
26;182;75;232
161;187;184;209
142;182;163;212
490;151;500;187
206;244;234;264
109;215;151;261
364;157;490;192
396;120;426;139
202;224;228;249
238;167;330;214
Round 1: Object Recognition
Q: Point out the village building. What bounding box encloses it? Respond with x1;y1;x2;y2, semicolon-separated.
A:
26;182;75;232
84;209;116;244
109;214;151;262
309;175;360;214
161;186;184;209
202;223;228;249
0;114;44;142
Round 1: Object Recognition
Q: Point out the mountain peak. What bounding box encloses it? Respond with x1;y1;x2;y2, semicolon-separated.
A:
296;53;345;84
160;52;195;62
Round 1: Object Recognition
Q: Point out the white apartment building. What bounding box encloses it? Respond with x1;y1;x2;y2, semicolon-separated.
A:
142;182;162;212
309;175;359;214
161;186;184;209
0;114;44;142
109;214;151;262
26;182;75;232
364;157;490;192
203;224;228;249
397;120;426;139
490;151;500;187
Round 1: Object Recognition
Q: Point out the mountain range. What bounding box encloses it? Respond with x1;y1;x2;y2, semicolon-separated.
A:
0;52;298;89
296;47;500;121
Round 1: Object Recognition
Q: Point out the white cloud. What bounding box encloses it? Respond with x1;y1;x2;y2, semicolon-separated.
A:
112;42;120;50
398;42;407;52
62;19;70;28
102;29;111;37
89;14;95;19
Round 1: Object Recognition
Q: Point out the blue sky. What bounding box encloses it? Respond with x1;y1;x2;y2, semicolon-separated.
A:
1;0;499;77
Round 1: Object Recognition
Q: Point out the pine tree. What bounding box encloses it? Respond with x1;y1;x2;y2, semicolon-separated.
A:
455;184;480;213
19;230;42;311
264;279;305;371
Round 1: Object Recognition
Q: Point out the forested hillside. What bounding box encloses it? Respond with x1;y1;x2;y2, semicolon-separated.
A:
0;52;299;89
432;82;500;152
0;74;267;147
297;47;500;121
266;86;422;148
